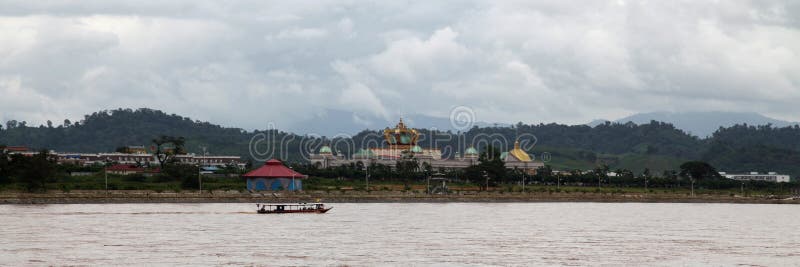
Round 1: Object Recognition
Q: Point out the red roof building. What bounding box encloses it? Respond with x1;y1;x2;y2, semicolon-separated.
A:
242;159;306;191
243;159;307;178
4;146;29;152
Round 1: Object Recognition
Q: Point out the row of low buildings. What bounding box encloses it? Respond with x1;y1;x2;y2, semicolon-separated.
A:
551;170;791;183
4;146;246;169
308;119;795;184
719;172;791;183
310;119;544;173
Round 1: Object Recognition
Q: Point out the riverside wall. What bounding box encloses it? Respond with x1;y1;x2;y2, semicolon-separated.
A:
2;190;799;204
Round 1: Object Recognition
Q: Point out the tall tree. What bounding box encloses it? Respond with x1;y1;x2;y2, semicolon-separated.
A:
5;120;17;129
0;145;8;183
395;158;419;189
478;145;506;185
21;150;56;192
594;164;610;188
679;161;721;195
152;135;186;168
679;161;721;181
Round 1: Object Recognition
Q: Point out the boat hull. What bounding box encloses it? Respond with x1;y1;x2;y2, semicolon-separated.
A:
257;207;332;214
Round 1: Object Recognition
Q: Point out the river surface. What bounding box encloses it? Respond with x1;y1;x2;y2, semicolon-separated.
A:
1;203;799;266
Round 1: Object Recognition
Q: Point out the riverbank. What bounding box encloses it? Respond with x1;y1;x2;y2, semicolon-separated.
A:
2;190;798;204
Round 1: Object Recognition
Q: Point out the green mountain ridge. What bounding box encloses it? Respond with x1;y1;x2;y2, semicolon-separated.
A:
2;108;799;179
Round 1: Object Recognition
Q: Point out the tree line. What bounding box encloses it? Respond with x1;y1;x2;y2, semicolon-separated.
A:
291;147;798;193
2;108;800;178
0;138;244;192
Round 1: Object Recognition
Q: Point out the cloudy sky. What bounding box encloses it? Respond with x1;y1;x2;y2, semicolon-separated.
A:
1;0;798;130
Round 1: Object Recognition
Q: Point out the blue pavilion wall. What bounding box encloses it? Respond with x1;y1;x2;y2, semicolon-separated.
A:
246;178;303;191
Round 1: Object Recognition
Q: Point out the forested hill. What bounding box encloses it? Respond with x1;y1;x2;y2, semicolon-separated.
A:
0;109;261;157
2;108;800;177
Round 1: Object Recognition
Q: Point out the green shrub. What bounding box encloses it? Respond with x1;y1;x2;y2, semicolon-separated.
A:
124;174;147;182
156;175;175;183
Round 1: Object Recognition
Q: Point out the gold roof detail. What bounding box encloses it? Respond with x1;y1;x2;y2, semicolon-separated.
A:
508;140;532;162
383;118;419;149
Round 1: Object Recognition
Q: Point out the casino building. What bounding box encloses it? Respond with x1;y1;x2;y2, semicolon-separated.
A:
309;119;543;173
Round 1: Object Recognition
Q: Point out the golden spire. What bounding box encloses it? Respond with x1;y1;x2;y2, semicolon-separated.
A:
383;117;418;148
509;139;531;162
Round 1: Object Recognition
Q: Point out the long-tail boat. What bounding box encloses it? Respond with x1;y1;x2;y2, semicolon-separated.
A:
256;203;332;214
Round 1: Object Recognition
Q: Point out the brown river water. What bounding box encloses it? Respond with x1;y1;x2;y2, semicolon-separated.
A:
1;203;799;266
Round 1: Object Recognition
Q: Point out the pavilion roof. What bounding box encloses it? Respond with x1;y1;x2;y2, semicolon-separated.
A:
242;159;307;179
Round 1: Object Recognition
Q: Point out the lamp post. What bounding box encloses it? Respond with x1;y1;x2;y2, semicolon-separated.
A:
740;180;744;196
198;147;208;193
557;175;560;190
198;165;202;193
289;166;296;191
103;159;111;192
598;174;601;189
482;171;489;191
427;174;431;194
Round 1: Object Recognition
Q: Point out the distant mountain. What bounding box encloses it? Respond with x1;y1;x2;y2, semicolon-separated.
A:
286;109;504;136
598;111;797;137
3;108;800;178
585;119;611;128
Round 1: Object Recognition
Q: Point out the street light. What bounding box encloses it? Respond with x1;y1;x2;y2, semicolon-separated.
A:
740;180;745;196
289;166;296;191
104;167;108;191
482;171;489;191
103;159;110;192
557;175;561;190
198;165;202;193
198;147;208;193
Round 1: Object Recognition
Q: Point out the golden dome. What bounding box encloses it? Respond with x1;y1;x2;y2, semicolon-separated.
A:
508;140;532;162
383;118;419;147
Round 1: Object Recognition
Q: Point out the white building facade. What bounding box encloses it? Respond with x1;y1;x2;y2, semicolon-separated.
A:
720;172;791;183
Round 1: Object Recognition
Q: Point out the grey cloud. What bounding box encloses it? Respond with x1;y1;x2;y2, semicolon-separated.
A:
0;0;798;130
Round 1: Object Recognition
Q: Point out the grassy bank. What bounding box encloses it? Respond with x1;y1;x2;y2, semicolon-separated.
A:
2;175;798;204
2;188;798;205
0;174;244;192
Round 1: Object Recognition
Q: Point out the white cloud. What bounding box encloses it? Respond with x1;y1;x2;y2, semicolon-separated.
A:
0;0;798;130
268;27;328;41
368;27;468;83
338;83;388;119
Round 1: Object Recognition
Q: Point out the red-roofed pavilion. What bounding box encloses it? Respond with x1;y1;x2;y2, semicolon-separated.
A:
242;159;307;191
